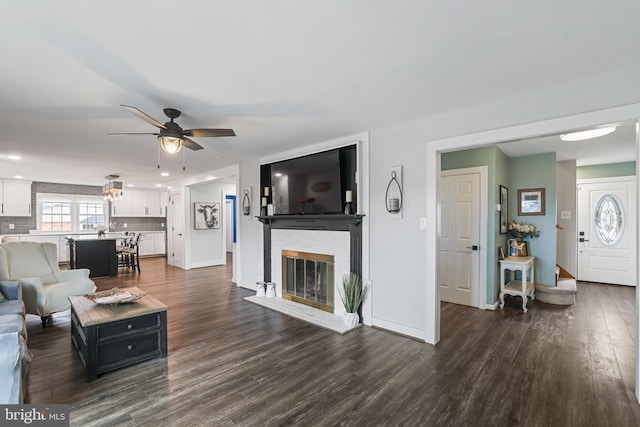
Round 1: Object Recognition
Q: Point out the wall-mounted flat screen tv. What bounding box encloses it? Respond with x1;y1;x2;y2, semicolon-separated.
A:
265;146;356;215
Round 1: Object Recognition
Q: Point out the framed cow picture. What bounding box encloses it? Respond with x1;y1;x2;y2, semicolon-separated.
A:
194;202;220;229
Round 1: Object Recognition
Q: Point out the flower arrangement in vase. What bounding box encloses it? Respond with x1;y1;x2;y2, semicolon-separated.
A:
507;221;540;239
96;225;108;237
506;221;540;256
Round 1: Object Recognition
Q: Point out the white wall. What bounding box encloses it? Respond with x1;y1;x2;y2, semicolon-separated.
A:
236;61;640;342
368;123;429;338
237;157;263;289
189;181;236;268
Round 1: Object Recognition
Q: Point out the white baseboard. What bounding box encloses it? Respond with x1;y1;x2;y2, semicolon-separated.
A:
238;281;256;291
189;259;225;269
485;301;500;310
372;317;426;341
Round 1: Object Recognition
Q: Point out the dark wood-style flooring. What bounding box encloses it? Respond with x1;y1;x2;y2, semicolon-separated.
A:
25;257;640;426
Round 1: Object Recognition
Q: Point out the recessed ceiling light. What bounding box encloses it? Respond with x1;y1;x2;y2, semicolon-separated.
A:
14;175;23;179
274;173;283;177
7;155;21;160
155;184;163;187
206;176;216;181
560;126;616;141
127;184;134;187
161;172;169;177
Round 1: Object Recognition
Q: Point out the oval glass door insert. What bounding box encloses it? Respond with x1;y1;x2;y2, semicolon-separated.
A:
594;194;624;246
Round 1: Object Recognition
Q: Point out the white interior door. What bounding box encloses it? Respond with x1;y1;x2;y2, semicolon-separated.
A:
577;177;636;286
439;171;481;306
168;191;185;268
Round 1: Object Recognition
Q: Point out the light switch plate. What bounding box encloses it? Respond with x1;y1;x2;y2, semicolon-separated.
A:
561;211;571;219
419;217;427;229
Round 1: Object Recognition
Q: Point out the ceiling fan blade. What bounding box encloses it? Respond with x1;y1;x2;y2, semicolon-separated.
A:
108;132;159;136
121;105;167;129
183;137;204;151
183;128;236;138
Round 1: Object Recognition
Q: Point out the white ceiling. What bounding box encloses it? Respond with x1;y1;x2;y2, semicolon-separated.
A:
498;122;636;166
1;1;639;188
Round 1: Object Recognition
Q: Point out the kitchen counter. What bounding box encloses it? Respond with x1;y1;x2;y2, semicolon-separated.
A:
1;230;166;262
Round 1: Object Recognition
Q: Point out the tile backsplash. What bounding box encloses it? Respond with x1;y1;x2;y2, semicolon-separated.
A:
109;217;166;232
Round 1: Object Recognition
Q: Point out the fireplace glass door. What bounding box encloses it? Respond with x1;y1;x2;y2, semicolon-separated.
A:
282;250;334;312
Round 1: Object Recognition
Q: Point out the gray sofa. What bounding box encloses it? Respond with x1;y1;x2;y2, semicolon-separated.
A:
0;281;30;404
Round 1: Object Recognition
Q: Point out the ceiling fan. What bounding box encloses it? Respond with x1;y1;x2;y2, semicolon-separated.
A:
109;105;236;154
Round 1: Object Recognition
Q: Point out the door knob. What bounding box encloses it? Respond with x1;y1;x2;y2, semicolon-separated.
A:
579;238;589;242
466;245;479;251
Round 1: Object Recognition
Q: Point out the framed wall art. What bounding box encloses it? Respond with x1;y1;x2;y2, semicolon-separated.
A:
518;188;545;216
499;185;508;234
194;202;220;229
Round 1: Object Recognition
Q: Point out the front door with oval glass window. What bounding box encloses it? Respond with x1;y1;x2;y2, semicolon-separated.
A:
577;178;636;286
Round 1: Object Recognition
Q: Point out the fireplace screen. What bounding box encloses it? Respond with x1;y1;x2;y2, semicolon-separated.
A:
282;250;334;312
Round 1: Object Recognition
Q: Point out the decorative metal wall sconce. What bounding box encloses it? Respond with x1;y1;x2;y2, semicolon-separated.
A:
386;166;403;218
242;187;251;216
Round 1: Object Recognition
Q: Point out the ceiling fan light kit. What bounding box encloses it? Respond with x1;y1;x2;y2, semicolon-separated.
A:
110;105;236;163
560;126;616;142
158;136;183;154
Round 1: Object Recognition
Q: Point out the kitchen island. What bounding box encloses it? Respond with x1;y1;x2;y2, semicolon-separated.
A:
67;236;118;277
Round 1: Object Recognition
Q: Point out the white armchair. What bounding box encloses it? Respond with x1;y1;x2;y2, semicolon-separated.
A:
0;242;96;327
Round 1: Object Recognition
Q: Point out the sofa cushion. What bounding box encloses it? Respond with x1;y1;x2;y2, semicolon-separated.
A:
0;315;27;340
0;300;25;317
0;332;30;404
0;281;21;301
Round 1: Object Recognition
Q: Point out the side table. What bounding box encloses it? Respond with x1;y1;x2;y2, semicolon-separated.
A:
499;256;536;313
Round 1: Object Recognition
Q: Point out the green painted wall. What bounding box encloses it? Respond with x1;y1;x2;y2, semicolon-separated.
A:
577;162;636;179
509;153;557;286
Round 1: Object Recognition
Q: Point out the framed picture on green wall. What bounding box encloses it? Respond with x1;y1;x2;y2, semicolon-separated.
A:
518;188;545;215
499;185;508;233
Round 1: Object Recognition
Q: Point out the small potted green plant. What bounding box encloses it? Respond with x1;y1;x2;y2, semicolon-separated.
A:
338;273;368;327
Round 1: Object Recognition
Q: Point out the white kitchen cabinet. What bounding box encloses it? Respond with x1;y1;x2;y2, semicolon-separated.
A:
154;232;166;255
0;180;32;216
112;190;165;217
137;232;166;256
160;192;168;217
111;195;132;217
144;191;162;217
129;190;147;217
138;233;155;256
